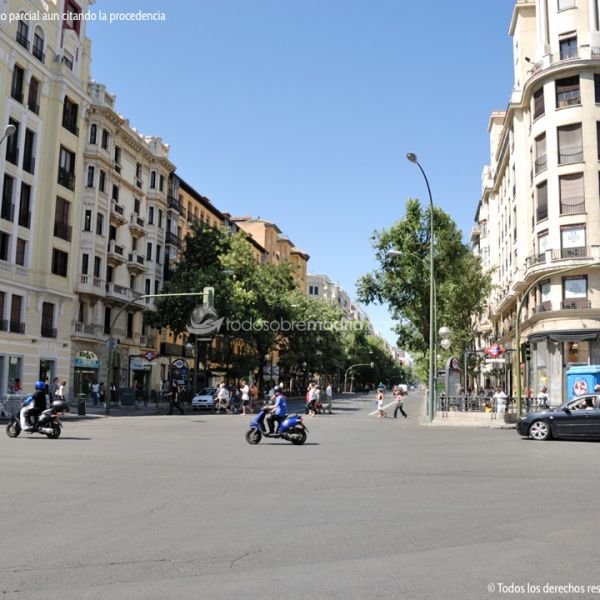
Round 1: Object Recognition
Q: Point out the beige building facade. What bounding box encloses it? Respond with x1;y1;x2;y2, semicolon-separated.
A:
0;0;93;396
473;0;600;403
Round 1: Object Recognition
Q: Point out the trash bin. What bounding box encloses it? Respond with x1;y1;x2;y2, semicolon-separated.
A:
77;393;86;416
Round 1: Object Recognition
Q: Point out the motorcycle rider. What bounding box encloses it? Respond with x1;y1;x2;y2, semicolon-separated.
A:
266;385;288;435
20;381;48;431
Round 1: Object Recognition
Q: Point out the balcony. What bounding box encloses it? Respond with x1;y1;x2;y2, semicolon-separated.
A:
127;252;145;274
54;221;72;242
73;321;100;337
107;240;127;265
166;231;181;248
110;200;127;226
128;213;145;237
167;195;181;212
77;274;104;297
557;246;588;260
58;168;75;191
41;326;57;338
558;145;583;165
9;320;25;334
535;301;552;313
105;282;138;303
561;298;591;310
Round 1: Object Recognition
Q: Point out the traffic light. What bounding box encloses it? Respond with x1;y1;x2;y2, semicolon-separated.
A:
521;342;532;362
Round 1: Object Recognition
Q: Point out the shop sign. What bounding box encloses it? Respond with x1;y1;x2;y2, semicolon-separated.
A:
142;351;157;362
74;350;100;369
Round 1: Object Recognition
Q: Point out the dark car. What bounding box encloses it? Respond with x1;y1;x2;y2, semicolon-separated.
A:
517;394;600;441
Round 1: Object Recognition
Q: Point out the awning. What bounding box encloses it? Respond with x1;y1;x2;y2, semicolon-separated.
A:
528;329;600;343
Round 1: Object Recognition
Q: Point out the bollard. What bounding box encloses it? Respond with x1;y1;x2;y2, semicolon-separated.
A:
77;393;86;416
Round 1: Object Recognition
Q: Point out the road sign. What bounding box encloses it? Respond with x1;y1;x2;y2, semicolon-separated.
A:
142;351;157;362
484;343;506;358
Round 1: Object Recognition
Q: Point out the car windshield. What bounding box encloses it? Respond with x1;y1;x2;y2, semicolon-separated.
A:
198;388;215;396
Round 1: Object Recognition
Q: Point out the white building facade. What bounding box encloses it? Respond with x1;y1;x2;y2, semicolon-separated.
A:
473;0;600;403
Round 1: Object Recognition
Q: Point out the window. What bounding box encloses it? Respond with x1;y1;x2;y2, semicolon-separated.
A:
16;18;29;49
558;0;576;8
533;87;545;119
146;242;152;261
64;1;82;34
23;129;35;174
51;249;68;277
1;175;15;222
158;210;163;228
561;224;586;257
15;238;26;266
93;256;101;278
112;185;119;201
562;276;588;309
534;133;547;174
101;129;109;150
99;170;106;193
537;230;549;262
54;197;71;242
96;213;104;236
41;302;55;338
148;206;154;225
536;181;548;222
89;124;97;144
84;210;92;232
62;51;74;71
10;295;23;333
150;171;156;189
62;97;79;135
559;173;585;214
154;280;159;294
156;244;161;264
127;313;134;339
5;119;19;165
159;174;164;192
145;279;151;295
109;225;116;241
104;307;111;335
106;265;113;283
0;292;4;327
134;198;140;214
0;231;9;261
28;77;40;114
32;28;45;62
114;145;121;165
18;183;31;228
86;166;95;188
11;65;24;103
557;123;582;164
58;146;76;190
559;36;577;60
136;162;142;179
556;76;580;108
81;253;89;275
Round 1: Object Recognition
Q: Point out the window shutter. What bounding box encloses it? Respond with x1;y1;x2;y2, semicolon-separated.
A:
560;173;584;206
533;88;544;118
558;123;581;149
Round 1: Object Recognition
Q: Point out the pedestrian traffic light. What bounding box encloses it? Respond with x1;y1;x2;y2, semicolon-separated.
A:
521;342;532;362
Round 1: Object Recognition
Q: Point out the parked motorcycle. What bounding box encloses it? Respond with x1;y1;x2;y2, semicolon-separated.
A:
245;408;308;445
6;399;70;439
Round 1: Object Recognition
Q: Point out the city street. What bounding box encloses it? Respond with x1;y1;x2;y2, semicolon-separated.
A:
2;391;600;599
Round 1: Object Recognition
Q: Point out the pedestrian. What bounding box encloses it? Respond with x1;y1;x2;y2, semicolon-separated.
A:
161;379;170;404
99;382;106;405
56;379;67;402
110;382;118;406
324;382;333;414
307;383;317;417
215;383;229;413
168;380;184;415
240;380;250;415
376;387;386;418
91;380;100;406
49;377;60;402
393;389;408;419
493;386;507;413
539;385;549;409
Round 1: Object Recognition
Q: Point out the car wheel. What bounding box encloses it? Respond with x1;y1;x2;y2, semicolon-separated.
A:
529;420;551;441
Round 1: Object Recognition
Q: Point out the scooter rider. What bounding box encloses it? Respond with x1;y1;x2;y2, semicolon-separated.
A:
266;385;288;435
20;381;48;431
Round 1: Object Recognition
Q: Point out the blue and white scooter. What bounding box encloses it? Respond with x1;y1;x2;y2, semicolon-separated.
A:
245;407;308;445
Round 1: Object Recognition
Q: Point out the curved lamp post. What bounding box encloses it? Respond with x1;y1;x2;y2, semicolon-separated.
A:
406;153;436;421
0;124;16;146
344;361;375;393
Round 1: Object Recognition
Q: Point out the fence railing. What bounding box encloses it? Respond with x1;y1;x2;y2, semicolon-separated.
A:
436;395;550;416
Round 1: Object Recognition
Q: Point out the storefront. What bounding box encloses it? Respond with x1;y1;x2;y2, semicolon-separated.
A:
73;350;101;397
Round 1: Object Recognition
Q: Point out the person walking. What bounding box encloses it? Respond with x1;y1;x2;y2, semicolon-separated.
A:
99;382;106;406
56;380;67;403
91;380;100;406
307;383;317;417
393;388;408;419
168;380;184;415
49;377;60;402
539;385;550;409
376;386;386;418
493;386;508;413
240;380;250;415
324;383;333;414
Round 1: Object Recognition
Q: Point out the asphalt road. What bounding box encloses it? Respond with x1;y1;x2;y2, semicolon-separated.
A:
2;391;600;600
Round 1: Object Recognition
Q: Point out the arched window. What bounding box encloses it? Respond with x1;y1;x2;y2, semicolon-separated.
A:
16;15;29;49
33;27;45;62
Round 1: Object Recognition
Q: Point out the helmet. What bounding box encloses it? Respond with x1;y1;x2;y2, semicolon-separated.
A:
34;381;46;391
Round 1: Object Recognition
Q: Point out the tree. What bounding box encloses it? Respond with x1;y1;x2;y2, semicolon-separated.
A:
356;198;491;367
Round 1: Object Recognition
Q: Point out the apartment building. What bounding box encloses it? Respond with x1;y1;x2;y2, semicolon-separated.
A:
70;81;175;396
307;273;353;317
472;0;600;402
0;0;93;395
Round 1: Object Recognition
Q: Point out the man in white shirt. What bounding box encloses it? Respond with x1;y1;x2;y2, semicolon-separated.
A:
240;380;250;415
493;387;508;413
324;383;333;414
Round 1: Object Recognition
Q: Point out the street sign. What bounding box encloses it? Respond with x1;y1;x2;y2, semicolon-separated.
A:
486;358;506;364
142;351;157;362
484;343;506;358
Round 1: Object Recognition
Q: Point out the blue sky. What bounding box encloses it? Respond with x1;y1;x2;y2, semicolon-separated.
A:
88;1;514;345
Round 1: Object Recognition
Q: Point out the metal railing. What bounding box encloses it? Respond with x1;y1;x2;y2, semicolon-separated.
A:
561;298;591;310
437;395;550;416
558;144;583;164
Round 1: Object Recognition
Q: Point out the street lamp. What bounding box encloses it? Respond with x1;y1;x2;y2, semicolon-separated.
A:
406;152;436;421
0;124;16;146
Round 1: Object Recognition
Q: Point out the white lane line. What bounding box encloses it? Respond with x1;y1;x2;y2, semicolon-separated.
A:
368;400;398;416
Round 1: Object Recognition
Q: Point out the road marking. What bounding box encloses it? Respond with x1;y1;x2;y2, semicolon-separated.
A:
368;400;398;416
